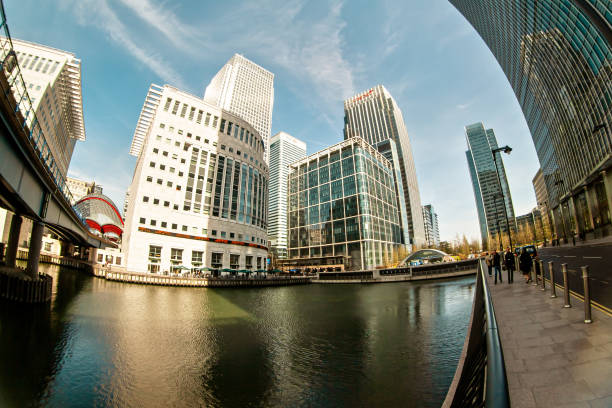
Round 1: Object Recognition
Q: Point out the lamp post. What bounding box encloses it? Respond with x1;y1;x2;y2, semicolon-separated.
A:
554;179;568;244
491;145;514;251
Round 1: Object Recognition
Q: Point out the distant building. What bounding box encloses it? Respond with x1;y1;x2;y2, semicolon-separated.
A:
12;38;85;178
532;169;553;242
344;85;425;248
204;54;274;163
73;193;124;242
268;132;306;259
465;122;517;249
124;84;268;274
66;176;102;204
287;137;404;270
450;0;612;241
422;204;440;247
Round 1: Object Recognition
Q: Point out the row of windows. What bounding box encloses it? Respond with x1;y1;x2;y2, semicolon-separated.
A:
161;96;266;155
138;217;266;244
15;50;61;75
147;245;264;272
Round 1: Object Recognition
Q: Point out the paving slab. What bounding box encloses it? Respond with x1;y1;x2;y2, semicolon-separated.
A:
486;273;612;407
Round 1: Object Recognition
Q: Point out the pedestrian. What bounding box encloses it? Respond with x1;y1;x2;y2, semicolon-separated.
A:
519;248;532;283
492;250;502;284
504;247;515;283
485;252;492;276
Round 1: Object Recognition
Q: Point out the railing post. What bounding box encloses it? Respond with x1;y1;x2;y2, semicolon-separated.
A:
581;266;592;324
562;263;571;308
540;260;545;291
548;261;556;298
532;259;538;285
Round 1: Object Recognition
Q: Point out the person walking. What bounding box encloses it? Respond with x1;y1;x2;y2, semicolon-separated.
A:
519;248;532;283
504;247;515;283
485;252;492;276
492;250;502;284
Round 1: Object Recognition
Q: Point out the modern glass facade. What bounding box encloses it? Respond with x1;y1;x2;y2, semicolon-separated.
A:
287;137;403;270
465;122;517;249
422;204;440;247
344;85;425;249
450;0;612;240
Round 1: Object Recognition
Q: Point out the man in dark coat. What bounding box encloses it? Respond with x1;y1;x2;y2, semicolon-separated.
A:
504;247;515;283
492;250;502;284
519;248;532;283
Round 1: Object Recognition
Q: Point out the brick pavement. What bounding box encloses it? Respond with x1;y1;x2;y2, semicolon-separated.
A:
486;271;612;408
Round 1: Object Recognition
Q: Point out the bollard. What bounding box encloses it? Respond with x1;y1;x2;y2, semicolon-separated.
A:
540;260;546;291
562;263;571;308
581;266;592;324
532;259;538;285
549;261;556;298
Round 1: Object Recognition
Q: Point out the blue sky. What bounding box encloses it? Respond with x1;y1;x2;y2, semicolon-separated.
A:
6;0;541;243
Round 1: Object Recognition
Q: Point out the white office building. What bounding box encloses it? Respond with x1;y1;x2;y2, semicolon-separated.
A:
12;38;85;178
204;54;274;163
268;132;306;258
422;204;440;247
66;176;102;204
124;84;269;274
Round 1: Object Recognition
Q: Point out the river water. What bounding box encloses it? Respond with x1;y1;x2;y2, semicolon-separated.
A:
0;265;475;407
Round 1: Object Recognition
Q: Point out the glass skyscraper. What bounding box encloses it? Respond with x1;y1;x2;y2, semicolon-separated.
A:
450;0;612;241
287;137;404;270
422;204;440;247
268;132;306;259
465;122;516;249
344;85;425;249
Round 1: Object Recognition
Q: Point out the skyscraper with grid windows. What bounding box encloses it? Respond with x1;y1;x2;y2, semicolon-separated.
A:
204;54;274;163
268;132;306;258
344;85;425;248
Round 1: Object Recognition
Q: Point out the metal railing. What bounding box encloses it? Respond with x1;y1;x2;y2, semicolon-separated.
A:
0;2;77;207
442;260;510;407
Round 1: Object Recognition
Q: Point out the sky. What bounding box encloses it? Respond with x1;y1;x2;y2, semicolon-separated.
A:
6;0;541;243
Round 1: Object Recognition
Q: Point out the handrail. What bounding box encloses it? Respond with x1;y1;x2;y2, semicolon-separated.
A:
0;1;77;207
442;259;510;407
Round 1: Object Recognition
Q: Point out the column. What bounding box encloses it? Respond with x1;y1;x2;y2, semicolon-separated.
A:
4;213;22;268
583;186;595;231
26;220;44;280
88;247;97;263
568;197;580;238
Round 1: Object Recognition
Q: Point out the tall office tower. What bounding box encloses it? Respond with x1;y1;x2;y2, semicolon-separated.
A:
287;137;404;270
422;204;440;247
450;1;612;241
124;84;269;274
204;54;274;163
268;132;306;259
465;122;517;249
66;176;102;204
532;169;553;241
12;38;85;178
344;85;425;248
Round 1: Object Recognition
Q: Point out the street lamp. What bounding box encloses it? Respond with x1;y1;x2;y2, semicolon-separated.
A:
491;145;514;251
553;179;568;243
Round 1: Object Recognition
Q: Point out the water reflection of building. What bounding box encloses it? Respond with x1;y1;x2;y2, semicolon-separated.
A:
287;137;404;270
450;1;612;242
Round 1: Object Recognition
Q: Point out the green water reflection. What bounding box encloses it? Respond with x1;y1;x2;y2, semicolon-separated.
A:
0;264;475;407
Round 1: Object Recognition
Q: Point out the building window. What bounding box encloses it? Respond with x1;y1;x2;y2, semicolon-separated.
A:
97;253;104;262
182;225;188;231
153;148;159;154
148;245;161;261
211;252;223;269
115;257;122;265
164;201;170;207
153;198;160;205
146;176;153;182
150;220;157;226
143;196;149;202
192;251;203;269
139;217;146;224
230;254;240;269
150;161;155;167
43;242;52;252
160;165;166;170
245;255;253;269
161;221;167;228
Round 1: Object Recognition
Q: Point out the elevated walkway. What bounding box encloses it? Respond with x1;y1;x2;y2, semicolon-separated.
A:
487;273;612;407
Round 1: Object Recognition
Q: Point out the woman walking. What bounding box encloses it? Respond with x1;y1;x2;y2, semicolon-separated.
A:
485;252;492;276
519;248;532;283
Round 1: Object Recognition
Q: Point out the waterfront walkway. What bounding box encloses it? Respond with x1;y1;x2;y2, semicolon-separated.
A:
487;272;612;407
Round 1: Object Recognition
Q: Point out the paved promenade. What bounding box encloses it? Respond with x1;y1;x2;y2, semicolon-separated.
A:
487;272;612;408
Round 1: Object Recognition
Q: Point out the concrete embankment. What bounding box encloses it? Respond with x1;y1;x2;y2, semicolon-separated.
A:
94;268;311;288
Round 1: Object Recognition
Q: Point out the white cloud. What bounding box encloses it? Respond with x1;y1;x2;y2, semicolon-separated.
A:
61;0;187;88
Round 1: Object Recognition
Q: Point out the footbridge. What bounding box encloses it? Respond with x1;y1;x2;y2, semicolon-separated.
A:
0;4;111;292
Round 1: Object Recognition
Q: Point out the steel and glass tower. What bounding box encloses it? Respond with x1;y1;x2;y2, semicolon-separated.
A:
344;85;425;248
268;132;306;258
465;122;516;249
422;204;440;247
450;0;612;241
204;54;274;163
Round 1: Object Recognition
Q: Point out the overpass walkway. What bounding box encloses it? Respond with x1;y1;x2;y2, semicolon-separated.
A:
487;272;612;407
